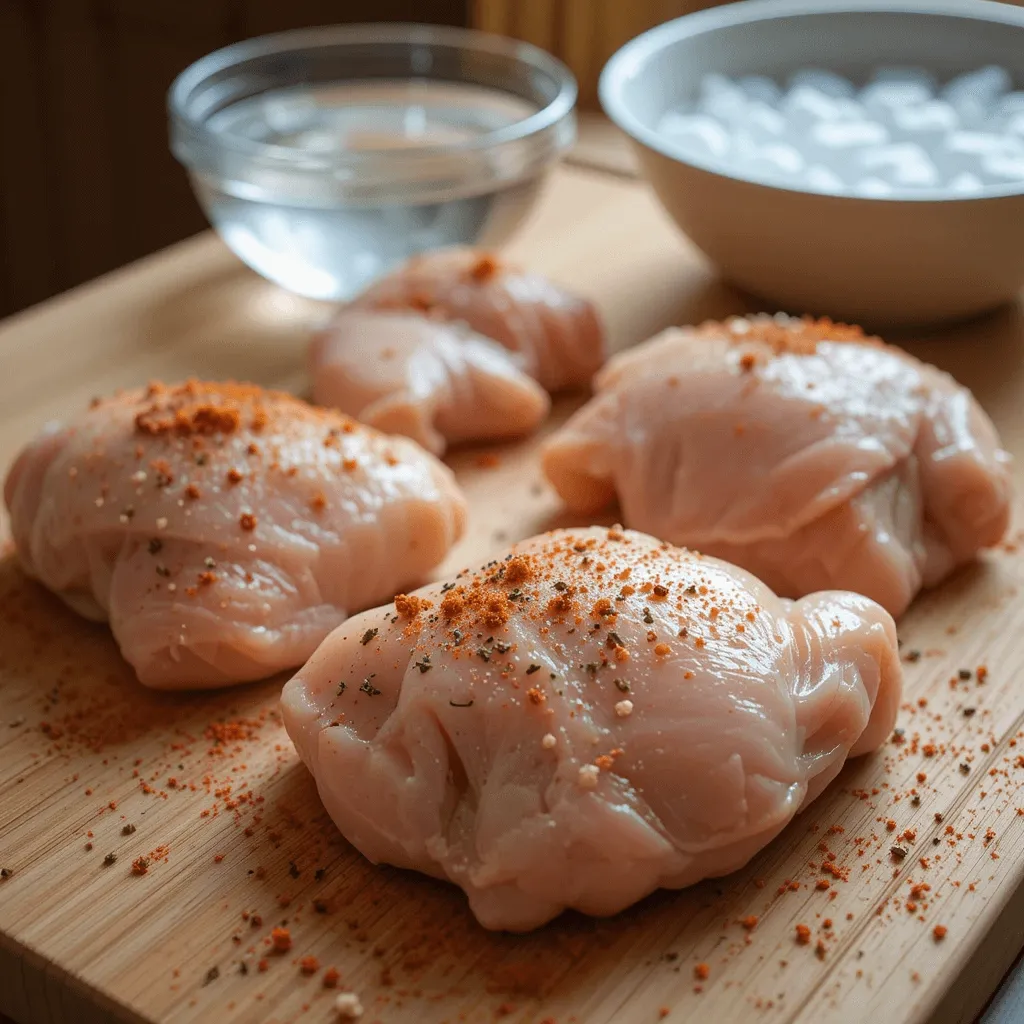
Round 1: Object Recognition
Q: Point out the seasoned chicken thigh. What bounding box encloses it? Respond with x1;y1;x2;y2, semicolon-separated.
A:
347;248;605;391
542;316;1012;618
4;381;467;688
282;526;901;931
310;311;549;456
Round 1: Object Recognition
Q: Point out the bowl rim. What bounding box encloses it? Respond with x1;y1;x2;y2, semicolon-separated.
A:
599;0;1024;203
169;22;577;166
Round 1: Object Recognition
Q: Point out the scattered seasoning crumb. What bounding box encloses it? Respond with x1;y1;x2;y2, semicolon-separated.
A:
694;963;710;980
890;846;908;860
360;628;378;646
542;733;557;749
299;956;319;975
795;924;811;945
614;699;634;718
323;967;340;988
933;925;948;941
578;764;600;790
0;868;13;880
239;512;257;531
740;915;758;931
130;857;149;876
203;966;220;986
121;823;136;836
271;927;292;953
103;853;117;867
977;665;989;682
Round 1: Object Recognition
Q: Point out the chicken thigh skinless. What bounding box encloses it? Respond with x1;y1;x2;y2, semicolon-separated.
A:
347;250;605;392
310;312;550;457
312;249;605;455
542;316;1012;618
282;526;901;931
4;381;467;688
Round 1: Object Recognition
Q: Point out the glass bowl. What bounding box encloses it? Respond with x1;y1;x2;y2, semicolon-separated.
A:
169;24;577;300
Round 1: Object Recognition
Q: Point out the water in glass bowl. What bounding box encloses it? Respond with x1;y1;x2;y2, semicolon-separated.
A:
194;80;544;300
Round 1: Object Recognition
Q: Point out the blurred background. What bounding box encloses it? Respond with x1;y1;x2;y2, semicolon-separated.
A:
6;0;1023;321
0;0;739;320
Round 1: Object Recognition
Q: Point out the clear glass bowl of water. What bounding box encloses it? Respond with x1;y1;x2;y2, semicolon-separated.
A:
168;24;577;300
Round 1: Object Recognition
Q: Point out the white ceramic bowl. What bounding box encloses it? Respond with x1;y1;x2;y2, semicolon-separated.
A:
600;0;1024;327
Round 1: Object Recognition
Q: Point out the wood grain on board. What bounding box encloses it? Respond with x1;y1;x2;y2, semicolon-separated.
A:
1;162;1024;1024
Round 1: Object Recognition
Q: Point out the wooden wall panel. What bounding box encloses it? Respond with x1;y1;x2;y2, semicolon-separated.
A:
472;0;732;107
0;2;60;314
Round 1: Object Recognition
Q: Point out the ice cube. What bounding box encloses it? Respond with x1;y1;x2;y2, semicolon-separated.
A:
994;91;1024;124
857;143;939;188
943;65;1012;107
735;142;805;182
888;100;959;139
810;120;890;151
946;130;1024;160
737;101;787;143
980;154;1024;183
804;164;847;194
854;176;894;197
946;171;984;194
697;73;749;123
943;66;1012;130
788;69;856;99
657;112;732;160
782;87;864;130
860;79;934;116
738;75;783;106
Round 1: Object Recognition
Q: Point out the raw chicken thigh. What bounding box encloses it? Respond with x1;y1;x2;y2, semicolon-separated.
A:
282;526;901;931
542;316;1012;618
310;311;549;456
346;248;605;392
4;381;467;688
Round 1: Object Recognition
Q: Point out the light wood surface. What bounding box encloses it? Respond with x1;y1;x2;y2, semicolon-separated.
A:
2;161;1024;1024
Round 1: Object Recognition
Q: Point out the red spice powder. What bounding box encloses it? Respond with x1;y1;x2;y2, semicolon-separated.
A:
271;927;292;953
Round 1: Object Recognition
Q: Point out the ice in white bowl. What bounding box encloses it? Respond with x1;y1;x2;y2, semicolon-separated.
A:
655;64;1024;196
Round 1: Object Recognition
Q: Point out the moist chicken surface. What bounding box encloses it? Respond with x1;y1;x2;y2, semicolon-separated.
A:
282;526;901;931
345;248;605;392
542;316;1012;618
4;380;467;688
310;311;549;456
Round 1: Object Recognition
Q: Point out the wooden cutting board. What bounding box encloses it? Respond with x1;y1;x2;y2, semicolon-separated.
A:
2;161;1024;1024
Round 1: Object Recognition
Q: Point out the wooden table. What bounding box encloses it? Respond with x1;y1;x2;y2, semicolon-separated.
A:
3;142;1024;1024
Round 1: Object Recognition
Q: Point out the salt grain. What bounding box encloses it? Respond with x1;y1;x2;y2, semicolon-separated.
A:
335;993;363;1019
